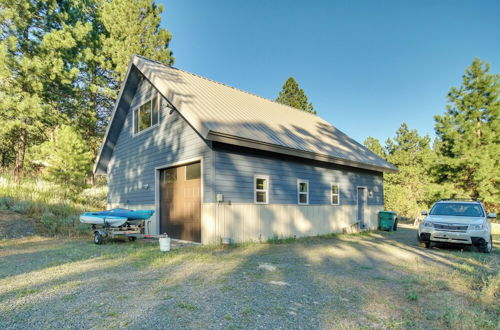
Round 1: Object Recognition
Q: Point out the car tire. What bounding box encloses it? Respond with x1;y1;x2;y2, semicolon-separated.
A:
417;233;431;248
478;235;492;253
420;241;431;248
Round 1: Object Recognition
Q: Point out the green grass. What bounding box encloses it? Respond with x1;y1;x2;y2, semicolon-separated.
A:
0;175;106;236
177;302;197;311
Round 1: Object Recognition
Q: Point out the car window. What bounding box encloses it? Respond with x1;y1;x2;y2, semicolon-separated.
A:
430;203;484;217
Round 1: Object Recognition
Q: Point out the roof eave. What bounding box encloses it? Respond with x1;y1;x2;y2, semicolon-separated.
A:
207;131;398;174
93;57;136;175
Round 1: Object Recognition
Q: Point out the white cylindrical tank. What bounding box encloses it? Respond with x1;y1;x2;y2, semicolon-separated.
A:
159;235;171;252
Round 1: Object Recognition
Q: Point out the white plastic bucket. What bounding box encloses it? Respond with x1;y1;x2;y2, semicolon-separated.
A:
159;236;171;252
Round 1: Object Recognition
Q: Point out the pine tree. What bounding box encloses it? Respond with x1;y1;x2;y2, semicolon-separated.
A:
363;137;386;158
276;77;316;114
0;0;88;180
91;0;173;129
38;125;93;192
434;58;500;208
0;0;174;182
365;124;434;217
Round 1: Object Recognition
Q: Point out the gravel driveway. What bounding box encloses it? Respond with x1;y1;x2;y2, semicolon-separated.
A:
0;223;498;329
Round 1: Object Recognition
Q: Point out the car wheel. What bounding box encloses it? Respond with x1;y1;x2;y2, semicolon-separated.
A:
417;233;431;248
479;236;492;253
421;241;431;248
94;232;104;245
128;236;137;242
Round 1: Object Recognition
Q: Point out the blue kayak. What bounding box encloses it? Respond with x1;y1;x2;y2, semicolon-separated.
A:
80;208;155;226
88;208;154;220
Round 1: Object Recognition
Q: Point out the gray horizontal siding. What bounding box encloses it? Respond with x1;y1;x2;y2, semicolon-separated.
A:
214;145;383;206
108;77;214;207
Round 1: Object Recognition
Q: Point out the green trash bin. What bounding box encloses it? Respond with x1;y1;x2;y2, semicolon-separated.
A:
379;211;398;231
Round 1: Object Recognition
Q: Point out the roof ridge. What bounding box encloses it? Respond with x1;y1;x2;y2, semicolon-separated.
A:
133;54;322;120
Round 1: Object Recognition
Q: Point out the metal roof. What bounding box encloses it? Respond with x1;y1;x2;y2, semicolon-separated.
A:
95;55;398;174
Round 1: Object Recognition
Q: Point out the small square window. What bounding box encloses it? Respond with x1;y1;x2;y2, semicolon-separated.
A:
331;184;340;205
133;94;160;135
163;167;177;183
185;162;201;180
256;191;267;203
139;101;152;131
297;179;309;205
299;193;308;204
331;185;338;194
256;178;267;190
254;175;269;204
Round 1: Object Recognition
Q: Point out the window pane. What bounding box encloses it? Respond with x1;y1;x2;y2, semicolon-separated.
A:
256;191;266;203
134;108;139;134
299;193;308;204
331;185;338;194
332;195;339;205
163;167;177;183
256;178;267;190
151;96;159;125
139;101;152;131
299;182;308;192
186;162;201;180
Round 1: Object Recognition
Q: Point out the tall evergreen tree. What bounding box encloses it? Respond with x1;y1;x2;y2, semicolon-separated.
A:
434;58;499;208
0;0;174;181
77;0;174;160
365;124;434;217
363;136;386;158
385;124;434;217
0;0;89;180
276;77;316;114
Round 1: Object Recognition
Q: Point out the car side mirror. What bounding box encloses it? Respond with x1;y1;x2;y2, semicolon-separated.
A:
421;210;428;216
487;213;497;219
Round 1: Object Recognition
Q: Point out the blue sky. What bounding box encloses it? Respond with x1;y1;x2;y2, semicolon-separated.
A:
159;0;500;145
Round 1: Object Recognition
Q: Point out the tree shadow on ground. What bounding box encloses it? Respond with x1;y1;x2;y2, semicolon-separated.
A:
1;226;498;329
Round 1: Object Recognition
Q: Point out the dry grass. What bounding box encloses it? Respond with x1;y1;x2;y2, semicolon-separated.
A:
0;224;499;329
0;176;106;236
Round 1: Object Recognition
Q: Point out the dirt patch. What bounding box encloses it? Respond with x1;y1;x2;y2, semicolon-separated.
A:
0;211;36;239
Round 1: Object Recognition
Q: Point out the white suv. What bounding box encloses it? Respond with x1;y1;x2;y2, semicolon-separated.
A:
418;200;496;253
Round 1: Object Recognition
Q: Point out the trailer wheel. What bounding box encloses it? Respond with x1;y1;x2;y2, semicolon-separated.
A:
128;236;136;242
94;232;104;245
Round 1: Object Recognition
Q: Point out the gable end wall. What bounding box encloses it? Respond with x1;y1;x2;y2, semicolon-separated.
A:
107;75;214;234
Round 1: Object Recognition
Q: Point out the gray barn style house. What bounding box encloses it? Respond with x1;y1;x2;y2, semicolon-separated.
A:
95;55;398;244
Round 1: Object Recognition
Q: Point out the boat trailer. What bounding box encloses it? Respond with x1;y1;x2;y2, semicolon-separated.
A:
91;220;160;244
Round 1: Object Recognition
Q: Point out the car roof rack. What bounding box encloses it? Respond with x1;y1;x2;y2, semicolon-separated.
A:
438;198;481;202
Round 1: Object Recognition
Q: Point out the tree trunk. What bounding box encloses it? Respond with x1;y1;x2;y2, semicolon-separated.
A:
14;129;26;182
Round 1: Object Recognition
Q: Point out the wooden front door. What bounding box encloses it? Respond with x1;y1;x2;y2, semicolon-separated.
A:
159;162;201;242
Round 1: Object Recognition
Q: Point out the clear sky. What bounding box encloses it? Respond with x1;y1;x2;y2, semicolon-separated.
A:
159;0;500;144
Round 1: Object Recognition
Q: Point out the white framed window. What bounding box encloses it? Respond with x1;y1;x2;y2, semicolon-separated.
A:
254;175;269;204
133;94;159;135
297;179;309;205
331;184;340;205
